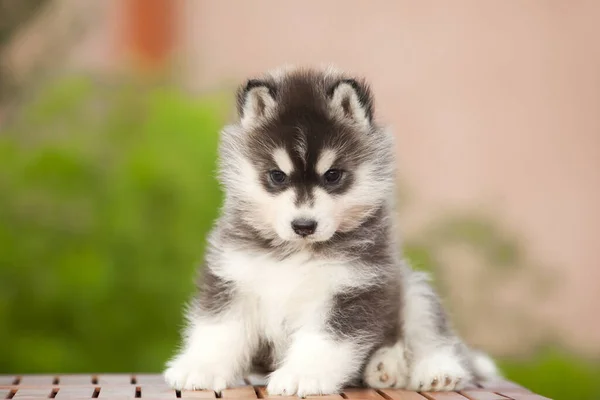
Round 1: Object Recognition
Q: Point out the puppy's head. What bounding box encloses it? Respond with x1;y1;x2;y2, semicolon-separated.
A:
219;67;394;245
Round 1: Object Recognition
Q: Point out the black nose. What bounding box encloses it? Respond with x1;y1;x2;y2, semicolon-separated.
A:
291;219;317;237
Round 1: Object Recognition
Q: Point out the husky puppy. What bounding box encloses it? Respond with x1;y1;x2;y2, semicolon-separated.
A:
164;66;499;396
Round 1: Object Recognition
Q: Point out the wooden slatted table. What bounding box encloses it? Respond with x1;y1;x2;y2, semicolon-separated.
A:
0;375;551;400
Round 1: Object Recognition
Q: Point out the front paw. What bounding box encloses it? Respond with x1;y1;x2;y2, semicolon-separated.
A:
408;351;472;391
164;356;229;392
267;367;341;397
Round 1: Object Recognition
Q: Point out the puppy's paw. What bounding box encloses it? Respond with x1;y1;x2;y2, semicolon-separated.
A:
364;344;409;389
408;351;471;391
267;367;341;397
164;356;229;392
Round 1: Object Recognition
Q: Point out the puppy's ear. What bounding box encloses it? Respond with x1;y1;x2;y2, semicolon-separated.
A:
236;79;277;128
328;78;374;128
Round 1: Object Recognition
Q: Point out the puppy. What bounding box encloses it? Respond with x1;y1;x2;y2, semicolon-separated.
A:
164;66;499;397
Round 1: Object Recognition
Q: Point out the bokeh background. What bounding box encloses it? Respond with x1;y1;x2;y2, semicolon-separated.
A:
1;1;599;399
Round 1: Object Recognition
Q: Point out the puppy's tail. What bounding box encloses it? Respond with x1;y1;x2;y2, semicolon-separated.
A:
470;349;501;381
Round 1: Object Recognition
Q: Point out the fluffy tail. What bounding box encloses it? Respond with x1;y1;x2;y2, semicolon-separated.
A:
470;349;501;381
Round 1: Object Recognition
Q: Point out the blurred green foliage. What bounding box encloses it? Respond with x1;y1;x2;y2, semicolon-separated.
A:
499;350;600;400
0;77;598;400
0;77;223;372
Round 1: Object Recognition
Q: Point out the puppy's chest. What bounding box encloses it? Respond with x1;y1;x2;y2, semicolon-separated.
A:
218;251;349;331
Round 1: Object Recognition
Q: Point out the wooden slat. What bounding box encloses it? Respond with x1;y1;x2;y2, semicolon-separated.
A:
0;389;12;399
97;385;136;398
478;381;529;393
460;391;509;400
57;375;94;385
421;392;469;400
140;384;178;398
379;389;429;400
0;376;16;386
13;388;54;398
54;386;96;399
496;394;552;400
135;375;167;385
95;374;133;385
19;375;57;385
222;386;257;398
343;388;386;400
91;398;140;400
180;389;217;398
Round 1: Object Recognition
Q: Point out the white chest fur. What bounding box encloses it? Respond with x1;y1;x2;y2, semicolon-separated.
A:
213;249;370;343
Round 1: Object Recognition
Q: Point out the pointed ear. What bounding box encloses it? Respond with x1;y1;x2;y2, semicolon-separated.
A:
236;79;277;128
328;79;374;128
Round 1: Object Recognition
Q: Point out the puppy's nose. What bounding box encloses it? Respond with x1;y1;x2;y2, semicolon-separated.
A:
291;219;317;237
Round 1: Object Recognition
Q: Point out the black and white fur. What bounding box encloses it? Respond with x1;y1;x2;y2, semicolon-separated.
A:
164;66;499;396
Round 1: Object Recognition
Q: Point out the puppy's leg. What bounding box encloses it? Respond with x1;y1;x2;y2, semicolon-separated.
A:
164;311;255;392
268;285;395;397
403;270;472;391
164;268;256;392
267;330;365;397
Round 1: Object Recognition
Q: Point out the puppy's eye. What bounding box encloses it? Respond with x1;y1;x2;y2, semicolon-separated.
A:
323;169;342;184
269;170;287;184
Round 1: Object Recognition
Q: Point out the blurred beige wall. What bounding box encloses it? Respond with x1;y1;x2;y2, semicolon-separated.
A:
4;0;600;356
181;0;600;356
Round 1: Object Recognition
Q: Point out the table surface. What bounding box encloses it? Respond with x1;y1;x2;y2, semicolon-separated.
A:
0;374;551;400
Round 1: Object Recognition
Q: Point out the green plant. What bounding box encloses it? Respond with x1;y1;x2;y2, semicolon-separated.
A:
500;349;600;400
0;77;224;372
